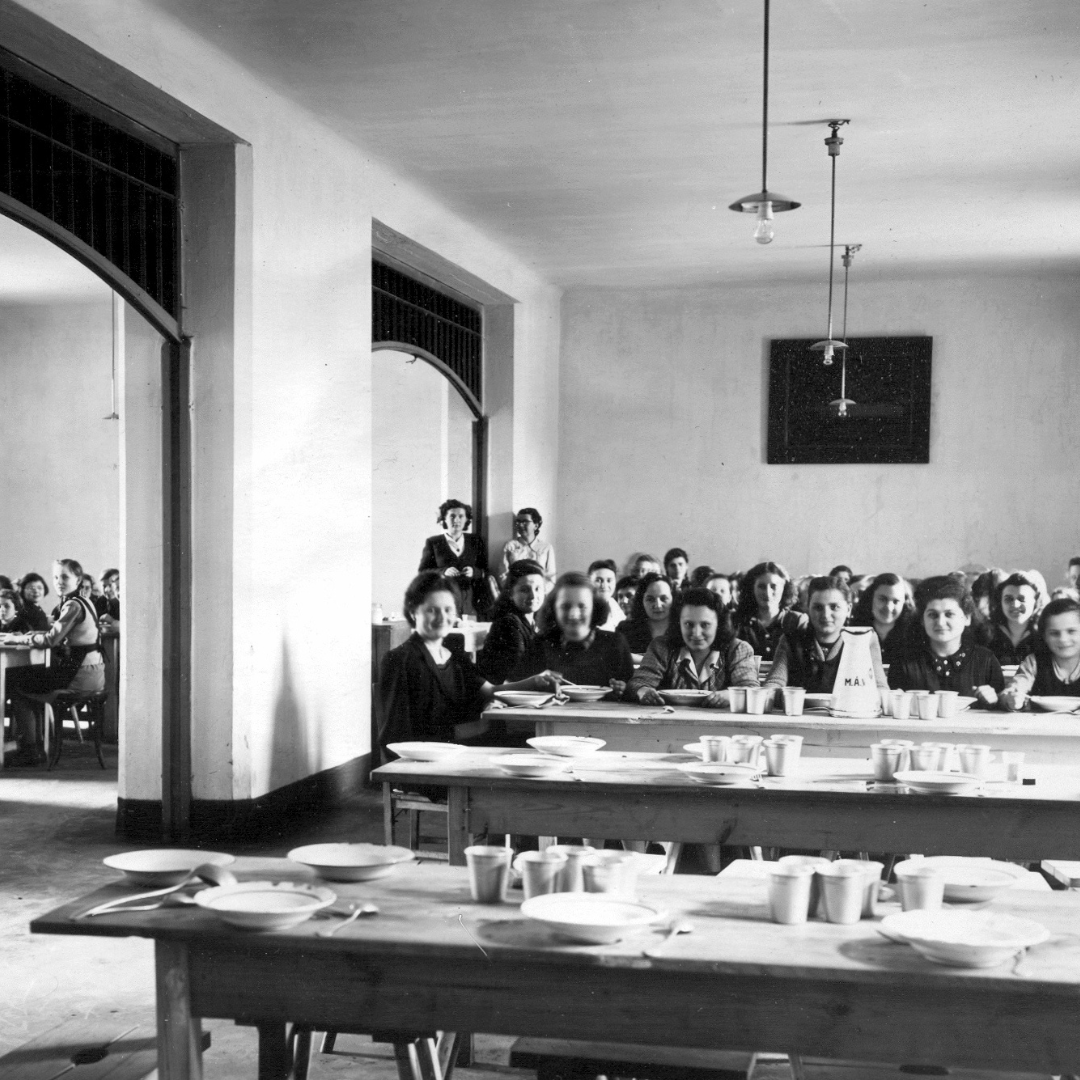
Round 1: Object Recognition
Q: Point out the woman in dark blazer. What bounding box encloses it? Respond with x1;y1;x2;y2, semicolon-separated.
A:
418;498;487;617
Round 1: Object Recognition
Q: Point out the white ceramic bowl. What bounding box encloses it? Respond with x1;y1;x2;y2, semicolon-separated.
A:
560;685;611;702
520;892;662;944
103;849;235;887
386;742;466;761
193;882;336;930
527;736;606;758
893;770;982;795
914;857;1030;902
1029;695;1080;713
493;691;552;707
494;753;570;778
658;689;712;707
286;843;415;882
880;909;1049;968
676;762;762;786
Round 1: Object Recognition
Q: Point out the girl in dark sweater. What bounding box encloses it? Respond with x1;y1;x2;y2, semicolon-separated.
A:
478;559;545;685
850;572;918;667
1001;598;1080;710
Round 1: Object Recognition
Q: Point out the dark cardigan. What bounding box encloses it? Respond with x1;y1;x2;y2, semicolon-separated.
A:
477;609;536;685
888;643;1004;702
511;629;634;688
418;533;487;615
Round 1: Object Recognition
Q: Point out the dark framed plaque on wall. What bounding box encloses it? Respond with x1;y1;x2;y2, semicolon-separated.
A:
767;336;932;464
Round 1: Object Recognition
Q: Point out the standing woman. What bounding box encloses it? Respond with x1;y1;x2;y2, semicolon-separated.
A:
418;499;487;617
500;508;555;587
850;572;917;666
5;558;105;767
733;561;805;661
985;571;1045;666
16;572;51;632
619;572;675;654
478;559;546;685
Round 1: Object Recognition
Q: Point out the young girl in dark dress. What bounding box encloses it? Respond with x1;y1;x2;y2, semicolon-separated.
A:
733;561;806;661
850;572;917;667
888;575;1003;707
1001;598;1080;710
619;572;674;654
16;572;52;632
985;571;1045;666
377;571;545;764
0;590;33;633
478;559;546;685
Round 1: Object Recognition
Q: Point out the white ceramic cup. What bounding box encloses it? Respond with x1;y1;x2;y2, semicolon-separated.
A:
894;861;945;911
582;851;639;898
833;859;883;917
763;738;800;776
465;845;512;903
878;739;914;771
889;689;912;720
915;692;939;720
817;864;866;924
870;742;903;781
699;735;733;763
958;743;992;779
778;855;831;917
1001;751;1025;783
745;687;768;715
728;687;747;713
513;850;568;900
731;734;764;765
547;844;595;892
781;686;806;716
767;864;814;924
935;690;960;719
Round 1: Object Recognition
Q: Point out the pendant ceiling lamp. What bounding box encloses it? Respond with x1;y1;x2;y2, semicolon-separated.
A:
829;244;861;417
728;0;800;244
810;119;850;365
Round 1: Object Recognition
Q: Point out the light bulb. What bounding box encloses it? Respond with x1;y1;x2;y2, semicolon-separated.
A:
823;343;834;366
753;202;774;245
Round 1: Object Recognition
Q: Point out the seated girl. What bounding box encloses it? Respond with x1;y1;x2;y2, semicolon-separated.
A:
733;561;806;660
888;575;1003;707
628;588;757;706
984;571;1045;665
613;575;637;620
1001;597;1080;710
378;571;547;763
0;589;32;633
587;559;624;632
478;559;546;685
619;572;674;653
511;571;634;692
16;572;52;632
850;572;917;666
5;558;106;767
763;576;888;695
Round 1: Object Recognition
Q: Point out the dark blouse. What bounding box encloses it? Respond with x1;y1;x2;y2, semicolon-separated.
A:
22;602;51;632
377;634;489;760
984;624;1039;667
511;629;635;688
1026;651;1080;697
888;643;1004;703
477;609;536;685
620;617;661;654
0;612;34;633
418;534;487;615
735;610;806;661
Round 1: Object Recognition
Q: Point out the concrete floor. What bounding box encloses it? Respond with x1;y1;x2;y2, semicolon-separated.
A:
0;742;527;1079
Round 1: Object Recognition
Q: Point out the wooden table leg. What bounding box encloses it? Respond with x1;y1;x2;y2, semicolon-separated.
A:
155;941;204;1080
392;1040;424;1080
256;1021;290;1080
447;787;469;866
383;782;395;846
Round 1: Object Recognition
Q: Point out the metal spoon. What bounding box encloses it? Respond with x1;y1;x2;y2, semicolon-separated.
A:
643;918;694;957
77;862;238;918
317;901;379;937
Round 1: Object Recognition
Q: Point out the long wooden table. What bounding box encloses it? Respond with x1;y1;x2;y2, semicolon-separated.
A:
0;643;49;766
489;700;1080;764
374;749;1080;864
32;858;1080;1079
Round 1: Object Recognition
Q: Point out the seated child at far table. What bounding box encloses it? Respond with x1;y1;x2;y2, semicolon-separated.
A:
1001;597;1080;710
0;589;33;633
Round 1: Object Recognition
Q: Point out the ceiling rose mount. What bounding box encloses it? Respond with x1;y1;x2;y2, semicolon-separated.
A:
728;0;800;244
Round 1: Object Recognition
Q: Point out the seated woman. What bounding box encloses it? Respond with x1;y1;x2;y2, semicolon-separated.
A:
627;552;662;580
850;572;917;666
0;589;32;633
511;571;634;691
587;559;624;631
5;558;106;767
888;575;1003;707
628;588;757;706
16;572;52;632
1001;597;1080;710
478;559;546;685
985;571;1045;666
613;575;637;620
733;561;805;661
378;571;546;764
703;572;735;610
663;548;690;591
619;572;674;654
418;498;487;617
764;576;888;695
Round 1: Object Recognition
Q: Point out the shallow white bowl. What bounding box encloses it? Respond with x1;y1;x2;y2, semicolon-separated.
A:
287;843;415;882
527;736;606;758
495;753;570;778
520;892;662;944
386;741;466;761
560;685;611;702
193;882;336;930
893;770;982;795
915;857;1030;902
493;691;552;707
1029;695;1080;713
658;689;712;707
880;909;1049;968
676;762;762;786
103;849;235;887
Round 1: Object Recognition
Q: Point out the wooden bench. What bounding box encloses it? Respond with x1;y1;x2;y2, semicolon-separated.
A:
0;1018;210;1080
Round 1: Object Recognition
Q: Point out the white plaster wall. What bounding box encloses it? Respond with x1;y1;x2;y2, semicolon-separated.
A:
0;298;119;586
557;273;1080;586
18;0;563;801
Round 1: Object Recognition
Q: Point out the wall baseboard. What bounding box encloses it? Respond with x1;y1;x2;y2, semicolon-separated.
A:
115;753;372;843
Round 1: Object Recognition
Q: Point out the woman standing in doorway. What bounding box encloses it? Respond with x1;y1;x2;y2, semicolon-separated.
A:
418;499;487;617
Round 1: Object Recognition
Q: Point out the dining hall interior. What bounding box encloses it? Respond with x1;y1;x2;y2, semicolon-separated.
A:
1;0;1080;1078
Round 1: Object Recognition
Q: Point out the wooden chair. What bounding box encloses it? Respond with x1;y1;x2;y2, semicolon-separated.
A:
383;784;450;860
45;689;108;769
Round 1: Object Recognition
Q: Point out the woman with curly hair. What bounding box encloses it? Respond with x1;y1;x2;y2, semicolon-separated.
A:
618;572;675;653
477;559;546;685
733;561;805;661
850;572;917;666
985;571;1046;666
628;588;757;706
418;498;487;616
